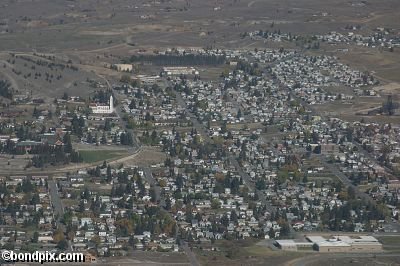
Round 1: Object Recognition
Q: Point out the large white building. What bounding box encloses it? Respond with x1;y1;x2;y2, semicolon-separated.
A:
276;235;382;253
90;95;114;114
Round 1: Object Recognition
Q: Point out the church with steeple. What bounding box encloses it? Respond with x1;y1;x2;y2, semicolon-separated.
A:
90;95;114;114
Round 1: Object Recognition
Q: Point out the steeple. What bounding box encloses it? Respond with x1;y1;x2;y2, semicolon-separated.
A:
109;95;114;112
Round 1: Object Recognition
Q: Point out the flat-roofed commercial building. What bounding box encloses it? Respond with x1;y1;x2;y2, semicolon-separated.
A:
315;239;351;252
335;235;383;252
275;240;314;251
306;235;382;253
275;240;298;251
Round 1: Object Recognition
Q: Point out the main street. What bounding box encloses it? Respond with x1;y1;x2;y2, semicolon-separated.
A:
173;90;211;143
48;179;64;223
143;167;163;207
48;179;73;251
142;166;200;266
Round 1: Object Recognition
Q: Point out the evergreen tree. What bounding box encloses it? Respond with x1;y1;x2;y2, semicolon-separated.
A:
63;133;73;153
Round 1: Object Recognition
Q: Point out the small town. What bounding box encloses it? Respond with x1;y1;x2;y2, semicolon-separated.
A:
0;0;399;265
0;46;399;265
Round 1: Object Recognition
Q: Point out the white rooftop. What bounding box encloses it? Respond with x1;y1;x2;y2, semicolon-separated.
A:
306;236;326;243
275;240;296;246
317;239;351;247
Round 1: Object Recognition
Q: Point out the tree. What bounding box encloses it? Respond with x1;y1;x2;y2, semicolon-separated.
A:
129;99;136;110
383;95;398;116
0;80;13;99
104;119;111;131
159;198;169;212
32;107;40;118
230;210;238;223
151;130;157;142
268;228;275;239
57;239;69;250
79;200;85;213
53;228;65;244
211;199;221;209
256;179;266;190
120;74;131;84
95;166;101;177
63;133;72;153
91;235;101;247
347;186;356;200
101;132;107;144
237;108;242;119
149;187;157;203
62;92;68;100
279;220;290;237
32;232;39;243
106;165;112;182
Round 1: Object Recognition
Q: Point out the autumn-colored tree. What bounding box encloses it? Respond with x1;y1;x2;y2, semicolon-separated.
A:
115;218;134;235
53;229;65;243
159;179;167;187
67;231;75;241
91;235;101;247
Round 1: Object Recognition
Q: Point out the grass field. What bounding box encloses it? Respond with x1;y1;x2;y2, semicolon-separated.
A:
378;236;400;245
195;239;305;266
376;236;400;253
79;149;128;163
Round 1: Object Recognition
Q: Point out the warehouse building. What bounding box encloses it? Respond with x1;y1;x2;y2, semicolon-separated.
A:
275;240;314;251
275;240;297;251
306;235;382;253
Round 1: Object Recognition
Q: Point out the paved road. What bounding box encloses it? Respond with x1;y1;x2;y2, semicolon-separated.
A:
143;167;164;207
142;167;199;266
101;76;141;152
48;179;73;251
0;146;141;176
264;67;393;189
266;67;400;232
317;158;400;232
174;86;277;213
181;241;200;266
315;157;369;200
172;84;297;238
285;83;394;176
229;156;275;213
173;90;211;142
48;180;64;222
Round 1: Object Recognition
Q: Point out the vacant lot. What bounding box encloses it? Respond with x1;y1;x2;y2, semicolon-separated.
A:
287;254;400;266
0;154;31;171
118;146;167;167
100;251;190;265
377;236;400;253
79;149;128;163
195;239;304;266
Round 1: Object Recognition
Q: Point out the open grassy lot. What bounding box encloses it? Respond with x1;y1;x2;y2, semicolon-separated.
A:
79;149;128;163
378;236;400;245
195;239;304;266
377;236;400;253
116;146;167;167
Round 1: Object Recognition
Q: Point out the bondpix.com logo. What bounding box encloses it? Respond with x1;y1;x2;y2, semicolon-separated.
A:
1;250;86;264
